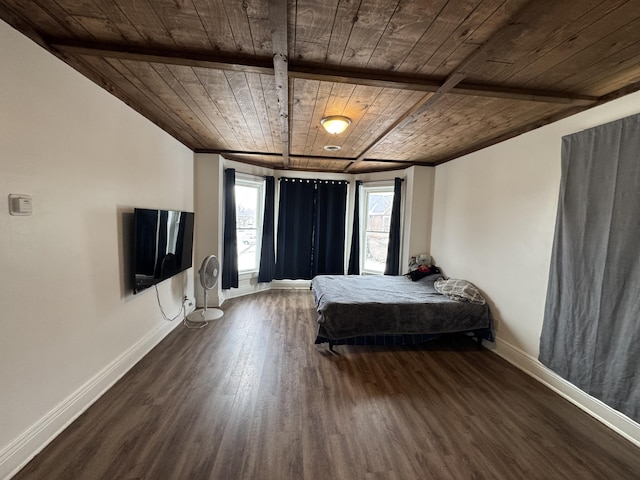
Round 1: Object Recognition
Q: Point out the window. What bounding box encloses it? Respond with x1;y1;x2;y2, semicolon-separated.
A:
235;177;264;273
362;185;394;273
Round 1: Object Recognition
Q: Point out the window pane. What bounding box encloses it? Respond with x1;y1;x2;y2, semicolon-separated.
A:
364;231;388;272
235;185;259;271
364;191;393;273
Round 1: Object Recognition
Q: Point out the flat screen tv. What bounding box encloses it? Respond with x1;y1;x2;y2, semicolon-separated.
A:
132;208;195;294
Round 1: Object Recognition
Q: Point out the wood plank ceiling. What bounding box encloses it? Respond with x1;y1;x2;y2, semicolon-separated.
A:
1;0;640;173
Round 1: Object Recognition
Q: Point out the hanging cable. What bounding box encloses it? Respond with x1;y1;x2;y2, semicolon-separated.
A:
183;315;208;329
153;285;185;322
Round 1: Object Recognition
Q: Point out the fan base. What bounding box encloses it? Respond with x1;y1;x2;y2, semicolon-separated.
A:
187;308;224;322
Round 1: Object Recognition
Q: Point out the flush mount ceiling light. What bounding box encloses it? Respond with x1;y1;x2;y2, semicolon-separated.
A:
323;145;342;151
320;115;351;135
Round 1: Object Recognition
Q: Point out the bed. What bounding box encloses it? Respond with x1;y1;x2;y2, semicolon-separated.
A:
311;273;493;349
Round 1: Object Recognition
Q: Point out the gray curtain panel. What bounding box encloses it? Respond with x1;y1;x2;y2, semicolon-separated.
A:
539;113;640;422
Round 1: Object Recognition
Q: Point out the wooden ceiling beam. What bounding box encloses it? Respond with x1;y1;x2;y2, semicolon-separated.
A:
288;67;596;106
49;40;596;106
194;149;427;166
450;83;595;105
197;149;353;162
268;0;290;169
49;40;274;75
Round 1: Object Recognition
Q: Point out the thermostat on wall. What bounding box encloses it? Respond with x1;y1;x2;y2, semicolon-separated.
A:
9;194;32;216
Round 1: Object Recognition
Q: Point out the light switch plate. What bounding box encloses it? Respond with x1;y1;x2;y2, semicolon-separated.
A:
9;194;32;216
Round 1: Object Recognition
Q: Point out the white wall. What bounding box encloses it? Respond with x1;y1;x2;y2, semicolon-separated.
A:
431;90;640;445
0;21;194;479
193;153;224;306
402;166;435;268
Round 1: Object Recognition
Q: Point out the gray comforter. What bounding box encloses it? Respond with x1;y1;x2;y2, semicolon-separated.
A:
311;274;492;340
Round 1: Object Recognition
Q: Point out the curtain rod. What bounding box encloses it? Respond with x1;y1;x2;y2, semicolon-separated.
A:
278;177;349;184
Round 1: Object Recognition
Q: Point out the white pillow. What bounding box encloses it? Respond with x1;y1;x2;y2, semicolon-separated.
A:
434;278;485;305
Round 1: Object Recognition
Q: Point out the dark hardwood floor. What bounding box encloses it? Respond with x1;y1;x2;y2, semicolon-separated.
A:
13;290;640;479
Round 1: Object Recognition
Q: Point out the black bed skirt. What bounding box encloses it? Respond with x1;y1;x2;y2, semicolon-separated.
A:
315;328;493;347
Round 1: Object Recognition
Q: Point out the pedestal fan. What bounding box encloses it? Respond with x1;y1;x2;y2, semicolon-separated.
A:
187;254;224;322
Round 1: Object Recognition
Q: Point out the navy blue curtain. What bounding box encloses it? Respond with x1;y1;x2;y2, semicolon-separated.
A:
222;168;238;289
258;176;275;283
275;177;348;280
313;180;348;276
275;178;316;280
384;177;402;275
347;180;362;275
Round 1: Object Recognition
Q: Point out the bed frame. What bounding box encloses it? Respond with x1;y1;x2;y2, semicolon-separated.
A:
311;274;494;351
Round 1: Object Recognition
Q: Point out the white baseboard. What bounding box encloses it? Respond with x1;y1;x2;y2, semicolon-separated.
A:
0;319;182;480
217;279;312;305
213;279;310;306
491;337;640;448
223;281;270;301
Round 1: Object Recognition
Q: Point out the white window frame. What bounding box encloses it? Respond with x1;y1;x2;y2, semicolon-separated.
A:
360;183;395;275
235;174;265;274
